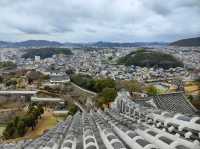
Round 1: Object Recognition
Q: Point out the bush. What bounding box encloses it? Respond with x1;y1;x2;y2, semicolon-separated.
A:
68;104;78;116
100;87;117;103
71;74;116;93
4;79;17;87
3;104;44;139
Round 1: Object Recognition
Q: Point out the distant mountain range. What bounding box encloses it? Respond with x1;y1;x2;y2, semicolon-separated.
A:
82;41;168;48
170;37;200;47
0;40;63;48
0;40;168;48
0;37;199;48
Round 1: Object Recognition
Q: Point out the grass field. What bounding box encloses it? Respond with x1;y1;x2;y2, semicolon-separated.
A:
153;84;169;94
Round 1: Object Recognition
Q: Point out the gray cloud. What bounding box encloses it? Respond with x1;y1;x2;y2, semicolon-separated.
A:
0;0;199;42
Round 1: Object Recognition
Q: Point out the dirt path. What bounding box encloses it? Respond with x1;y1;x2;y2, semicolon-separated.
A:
24;109;58;139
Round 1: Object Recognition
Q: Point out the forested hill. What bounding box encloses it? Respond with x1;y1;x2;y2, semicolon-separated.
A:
170;37;200;47
118;49;183;69
22;48;72;59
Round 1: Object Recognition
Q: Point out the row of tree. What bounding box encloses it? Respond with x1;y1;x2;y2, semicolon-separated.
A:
96;87;117;108
70;74;117;108
3;104;44;139
70;74;116;93
22;48;73;59
70;74;161;109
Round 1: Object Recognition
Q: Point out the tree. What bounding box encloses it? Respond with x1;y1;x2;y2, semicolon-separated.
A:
146;86;158;95
96;97;106;109
13;116;20;126
24;114;36;130
22;115;33;128
66;69;75;75
121;80;141;93
100;87;117;103
95;78;116;92
3;104;44;139
3;122;15;139
188;95;194;102
26;70;43;84
0;76;3;83
16;120;26;136
38;105;44;118
16;78;25;89
68;104;78;115
4;79;17;87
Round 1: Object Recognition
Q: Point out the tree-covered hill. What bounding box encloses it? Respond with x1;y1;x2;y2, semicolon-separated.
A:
118;49;183;69
170;37;200;47
22;48;73;59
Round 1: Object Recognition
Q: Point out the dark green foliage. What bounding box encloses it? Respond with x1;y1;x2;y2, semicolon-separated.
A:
3;122;15;139
66;69;75;75
71;74;117;108
118;50;183;69
68;104;78;116
188;95;194;102
100;87;117;103
22;48;73;59
95;79;116;92
70;74;116;93
0;61;16;69
38;105;44;116
4;79;17;87
3;104;44;139
96;87;117;108
70;74;96;92
16;120;26;136
0;76;3;83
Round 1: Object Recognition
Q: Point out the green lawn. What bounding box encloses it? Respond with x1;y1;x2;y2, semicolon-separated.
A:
154;84;168;94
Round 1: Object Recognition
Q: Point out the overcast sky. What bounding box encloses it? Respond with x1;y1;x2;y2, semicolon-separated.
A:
0;0;199;42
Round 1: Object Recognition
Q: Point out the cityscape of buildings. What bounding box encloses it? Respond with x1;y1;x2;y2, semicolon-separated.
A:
0;44;199;149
